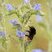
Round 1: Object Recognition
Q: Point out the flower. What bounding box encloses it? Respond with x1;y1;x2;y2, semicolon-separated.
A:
32;49;44;52
5;4;14;11
0;31;5;37
16;30;25;38
24;0;30;3
9;18;18;26
35;15;43;22
33;4;41;10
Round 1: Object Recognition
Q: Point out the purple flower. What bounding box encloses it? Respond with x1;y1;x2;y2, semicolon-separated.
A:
33;4;41;10
24;0;30;3
32;49;44;52
16;30;25;38
9;18;18;26
0;31;5;37
35;15;43;22
5;4;14;11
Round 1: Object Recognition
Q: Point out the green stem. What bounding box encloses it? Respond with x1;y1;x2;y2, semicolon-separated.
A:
24;43;27;52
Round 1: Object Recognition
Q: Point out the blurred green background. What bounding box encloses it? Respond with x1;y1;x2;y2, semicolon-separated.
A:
0;0;52;52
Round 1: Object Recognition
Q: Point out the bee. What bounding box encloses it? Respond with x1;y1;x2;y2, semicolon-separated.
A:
25;26;36;42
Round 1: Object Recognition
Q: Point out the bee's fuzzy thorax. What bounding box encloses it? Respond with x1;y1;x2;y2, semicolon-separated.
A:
26;26;36;40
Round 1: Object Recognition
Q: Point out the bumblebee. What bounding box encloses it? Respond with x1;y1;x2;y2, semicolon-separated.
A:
25;26;36;42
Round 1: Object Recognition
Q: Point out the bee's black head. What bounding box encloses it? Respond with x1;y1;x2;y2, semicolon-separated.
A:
26;26;36;40
29;26;36;35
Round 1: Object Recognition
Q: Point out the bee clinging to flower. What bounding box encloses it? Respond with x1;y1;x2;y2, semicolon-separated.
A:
25;26;36;42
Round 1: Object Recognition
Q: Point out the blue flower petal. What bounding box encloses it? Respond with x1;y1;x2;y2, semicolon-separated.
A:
0;31;5;37
35;15;43;22
33;4;41;10
16;30;21;37
5;4;14;11
21;32;25;37
16;30;25;38
24;0;30;3
9;18;18;26
32;49;44;52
